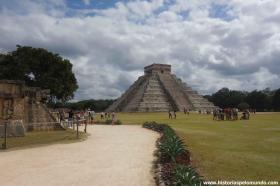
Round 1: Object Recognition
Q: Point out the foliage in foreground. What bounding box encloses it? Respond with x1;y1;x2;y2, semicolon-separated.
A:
143;121;204;186
94;119;122;125
172;165;203;186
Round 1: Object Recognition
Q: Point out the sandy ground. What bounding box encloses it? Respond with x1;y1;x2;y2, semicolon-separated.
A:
0;125;159;186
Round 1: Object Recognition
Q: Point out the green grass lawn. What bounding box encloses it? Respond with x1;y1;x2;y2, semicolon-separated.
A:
118;112;280;181
0;129;87;151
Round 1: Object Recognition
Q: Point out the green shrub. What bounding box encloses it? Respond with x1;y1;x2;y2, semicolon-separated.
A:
159;135;186;162
105;119;113;124
143;121;203;186
237;102;250;111
172;165;203;186
114;120;122;125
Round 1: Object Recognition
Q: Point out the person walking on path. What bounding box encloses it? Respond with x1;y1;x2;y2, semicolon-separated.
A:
100;112;104;120
111;112;116;125
68;109;74;128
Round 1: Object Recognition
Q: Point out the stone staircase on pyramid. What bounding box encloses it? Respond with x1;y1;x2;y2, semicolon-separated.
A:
137;74;172;112
106;64;215;112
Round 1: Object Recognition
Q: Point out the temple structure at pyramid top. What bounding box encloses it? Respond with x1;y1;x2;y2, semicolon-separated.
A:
107;63;215;112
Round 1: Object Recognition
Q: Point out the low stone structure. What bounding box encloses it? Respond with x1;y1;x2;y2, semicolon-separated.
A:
0;80;61;136
107;64;216;112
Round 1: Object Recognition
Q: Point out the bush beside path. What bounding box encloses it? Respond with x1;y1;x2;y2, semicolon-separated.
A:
0;125;159;186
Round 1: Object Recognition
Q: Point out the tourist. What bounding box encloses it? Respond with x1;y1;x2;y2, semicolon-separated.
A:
219;109;224;120
225;108;230;120
233;108;238;120
246;109;250;119
101;112;104;120
88;109;95;124
168;110;172;119
68;109;74;127
112;112;116;125
240;110;250;120
173;110;177;119
77;111;81;124
59;109;65;123
183;107;187;115
84;109;89;124
108;112;111;118
213;109;218;120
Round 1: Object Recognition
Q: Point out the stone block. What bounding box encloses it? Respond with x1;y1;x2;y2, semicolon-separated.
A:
0;120;25;137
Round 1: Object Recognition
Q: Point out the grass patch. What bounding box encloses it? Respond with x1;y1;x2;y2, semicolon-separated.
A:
118;112;280;181
0;128;88;151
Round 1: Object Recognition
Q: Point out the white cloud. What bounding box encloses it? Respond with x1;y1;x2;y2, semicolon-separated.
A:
83;0;91;6
0;0;280;100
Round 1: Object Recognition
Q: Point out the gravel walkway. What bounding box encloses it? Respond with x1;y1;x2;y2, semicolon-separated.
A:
0;125;159;186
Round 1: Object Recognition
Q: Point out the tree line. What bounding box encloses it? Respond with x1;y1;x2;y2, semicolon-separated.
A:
204;88;280;111
50;99;114;112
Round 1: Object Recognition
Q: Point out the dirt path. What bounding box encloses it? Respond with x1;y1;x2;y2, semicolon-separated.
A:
0;125;159;186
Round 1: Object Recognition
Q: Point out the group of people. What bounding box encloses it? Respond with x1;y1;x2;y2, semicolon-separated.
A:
198;109;212;114
169;107;192;119
57;109;118;126
213;108;238;121
168;110;177;119
183;107;190;115
213;108;250;121
58;109;96;126
100;112;115;121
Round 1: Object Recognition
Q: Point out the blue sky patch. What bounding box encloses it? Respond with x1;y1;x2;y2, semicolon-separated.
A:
209;3;235;21
66;0;127;10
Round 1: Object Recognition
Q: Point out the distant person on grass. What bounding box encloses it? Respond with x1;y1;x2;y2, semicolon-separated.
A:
241;109;250;120
213;109;218;120
108;112;111;119
168;110;173;119
173;110;177;119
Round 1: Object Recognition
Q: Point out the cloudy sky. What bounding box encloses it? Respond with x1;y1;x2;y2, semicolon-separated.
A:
1;0;280;100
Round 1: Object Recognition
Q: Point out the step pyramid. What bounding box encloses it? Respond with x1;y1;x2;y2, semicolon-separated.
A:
107;64;215;112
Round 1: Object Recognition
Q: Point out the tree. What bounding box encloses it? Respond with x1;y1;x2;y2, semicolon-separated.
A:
227;90;246;107
210;88;230;108
0;45;78;102
237;102;250;111
52;99;115;112
205;87;279;111
246;90;267;111
273;89;280;111
209;88;246;108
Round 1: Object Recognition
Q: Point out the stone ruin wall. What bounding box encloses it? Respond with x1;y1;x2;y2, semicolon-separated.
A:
0;80;60;137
